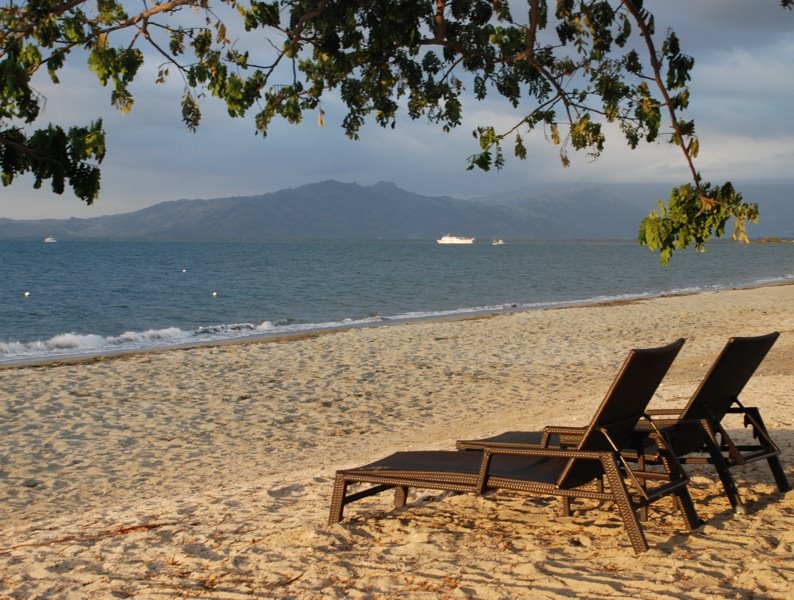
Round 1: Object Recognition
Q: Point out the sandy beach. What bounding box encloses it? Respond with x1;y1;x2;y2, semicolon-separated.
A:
1;283;793;598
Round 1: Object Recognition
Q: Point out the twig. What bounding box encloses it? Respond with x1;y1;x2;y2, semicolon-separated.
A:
268;571;305;588
0;521;177;554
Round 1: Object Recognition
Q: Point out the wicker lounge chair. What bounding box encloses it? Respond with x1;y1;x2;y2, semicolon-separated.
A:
458;332;789;513
630;332;790;513
329;339;701;554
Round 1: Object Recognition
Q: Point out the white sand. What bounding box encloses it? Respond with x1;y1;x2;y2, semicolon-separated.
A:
1;284;793;598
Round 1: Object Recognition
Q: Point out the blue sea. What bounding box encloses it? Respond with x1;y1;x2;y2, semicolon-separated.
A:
1;239;792;364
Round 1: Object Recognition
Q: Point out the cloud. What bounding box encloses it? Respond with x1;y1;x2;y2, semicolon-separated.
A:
2;1;792;220
653;1;794;52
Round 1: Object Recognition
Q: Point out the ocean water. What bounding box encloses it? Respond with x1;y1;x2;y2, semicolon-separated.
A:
1;239;792;364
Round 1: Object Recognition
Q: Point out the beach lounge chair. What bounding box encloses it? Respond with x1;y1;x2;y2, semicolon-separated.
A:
630;332;790;513
458;332;789;513
329;339;701;554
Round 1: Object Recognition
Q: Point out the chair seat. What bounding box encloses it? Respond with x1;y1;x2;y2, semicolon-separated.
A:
343;450;571;486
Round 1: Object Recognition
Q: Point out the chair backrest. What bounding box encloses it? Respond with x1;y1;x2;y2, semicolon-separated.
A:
557;338;686;488
669;331;779;454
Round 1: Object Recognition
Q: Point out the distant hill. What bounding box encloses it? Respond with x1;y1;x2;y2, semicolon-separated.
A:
0;180;791;241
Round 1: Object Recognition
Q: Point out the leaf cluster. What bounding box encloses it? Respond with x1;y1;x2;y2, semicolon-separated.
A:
1;0;132;202
638;182;759;265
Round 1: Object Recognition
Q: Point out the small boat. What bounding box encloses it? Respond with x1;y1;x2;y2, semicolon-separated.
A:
492;239;505;246
437;234;475;245
44;235;57;243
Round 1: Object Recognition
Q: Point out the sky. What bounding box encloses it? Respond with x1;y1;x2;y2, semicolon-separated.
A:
2;0;793;220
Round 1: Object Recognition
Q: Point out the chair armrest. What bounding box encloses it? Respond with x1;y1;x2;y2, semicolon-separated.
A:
637;417;681;429
636;414;702;433
541;426;586;448
638;409;684;429
645;408;685;416
482;445;603;460
475;445;602;493
543;425;587;435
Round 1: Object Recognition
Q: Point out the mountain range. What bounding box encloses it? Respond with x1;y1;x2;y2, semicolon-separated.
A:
1;180;791;241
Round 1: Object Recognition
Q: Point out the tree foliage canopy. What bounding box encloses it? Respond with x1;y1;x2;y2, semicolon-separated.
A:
1;1;791;263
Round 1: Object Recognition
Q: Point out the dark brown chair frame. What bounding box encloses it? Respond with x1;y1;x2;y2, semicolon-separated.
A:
632;332;790;513
458;332;789;514
329;339;701;554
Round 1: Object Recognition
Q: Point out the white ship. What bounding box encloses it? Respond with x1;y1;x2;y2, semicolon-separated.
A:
492;239;505;246
44;235;57;243
436;234;475;245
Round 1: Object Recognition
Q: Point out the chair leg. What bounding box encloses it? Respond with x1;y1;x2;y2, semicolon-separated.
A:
394;486;409;508
767;456;791;493
329;475;348;525
655;436;703;531
602;455;648;554
561;496;572;517
702;422;746;513
637;453;649;522
674;487;703;531
744;408;791;493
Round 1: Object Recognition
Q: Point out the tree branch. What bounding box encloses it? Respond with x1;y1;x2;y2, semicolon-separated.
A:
526;0;540;59
434;0;446;43
0;0;198;58
621;0;706;206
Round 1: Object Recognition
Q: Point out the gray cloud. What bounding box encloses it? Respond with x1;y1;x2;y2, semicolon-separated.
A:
2;1;792;219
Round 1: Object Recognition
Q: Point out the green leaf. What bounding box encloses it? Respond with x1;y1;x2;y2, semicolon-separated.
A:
181;93;202;131
638;183;758;265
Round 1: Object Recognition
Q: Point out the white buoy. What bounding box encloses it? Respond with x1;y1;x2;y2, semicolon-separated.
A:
211;291;218;297
23;291;30;298
181;268;187;273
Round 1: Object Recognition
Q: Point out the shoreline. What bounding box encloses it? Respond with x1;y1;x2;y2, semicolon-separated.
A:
1;283;793;598
3;279;791;371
